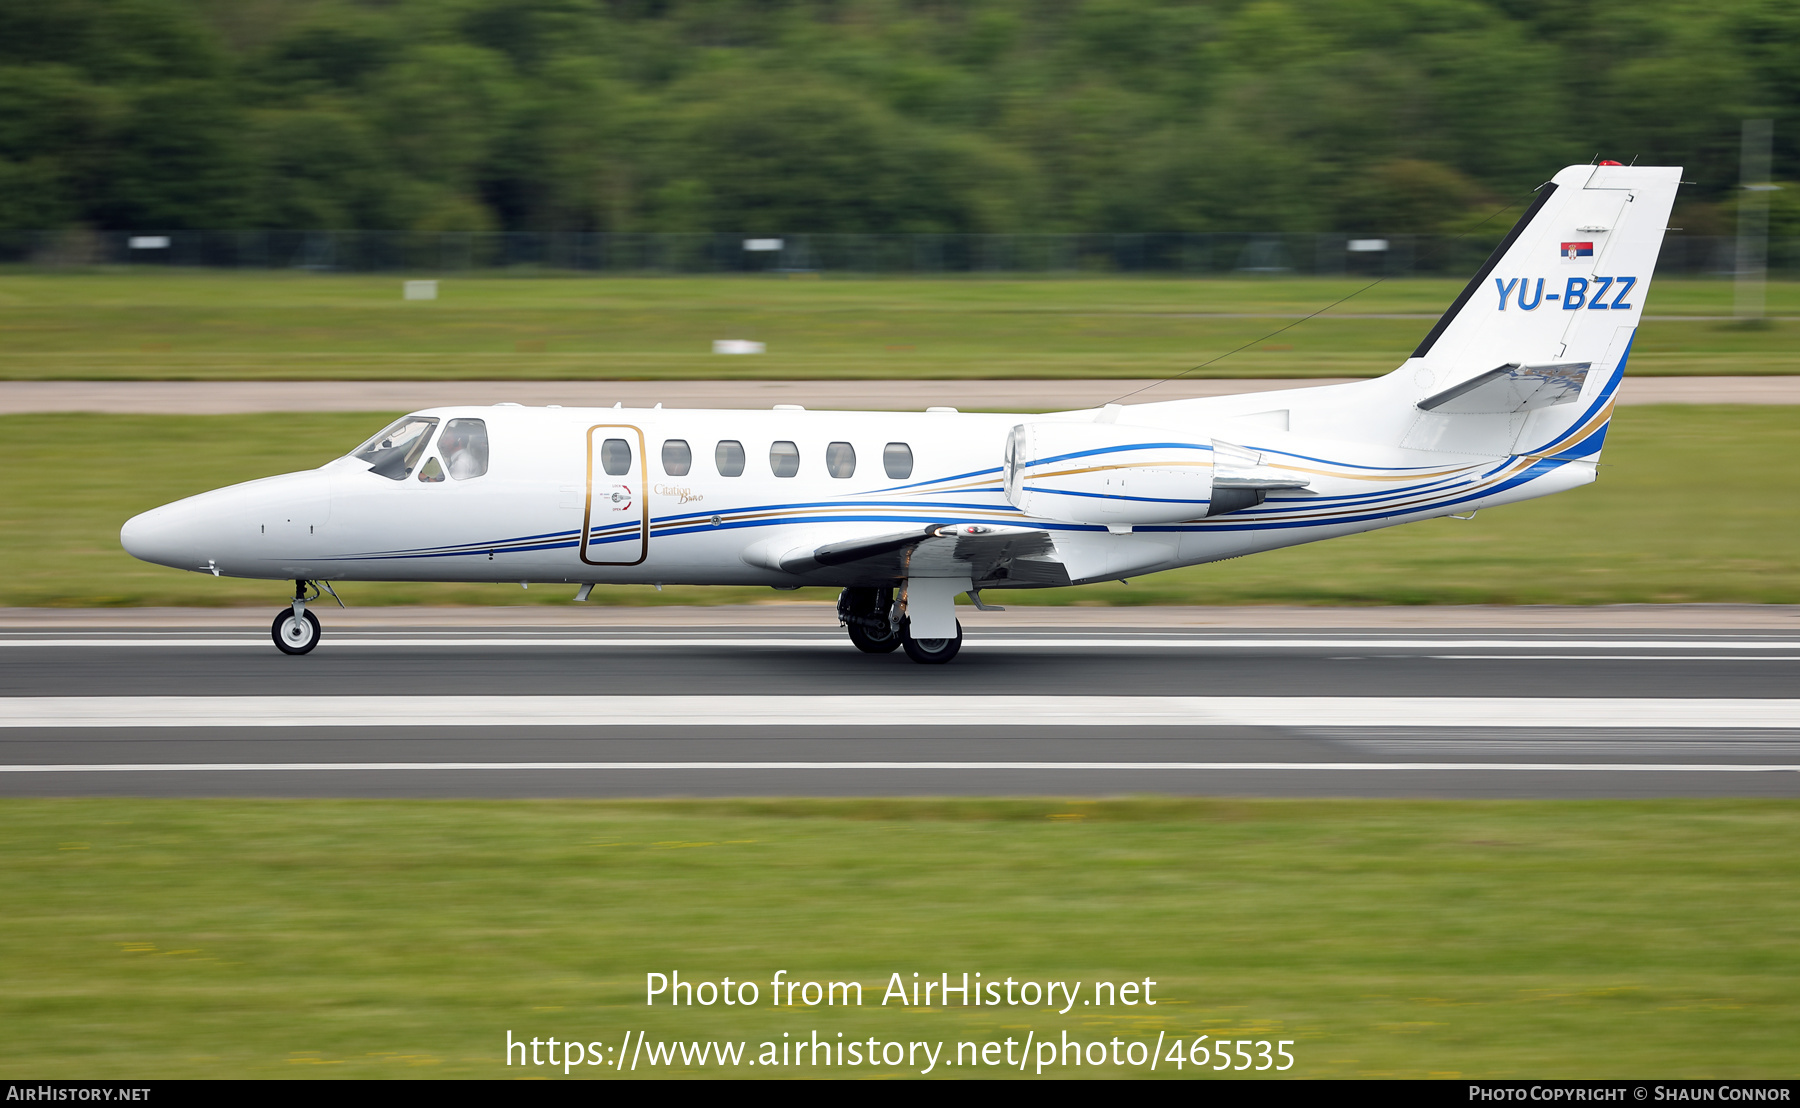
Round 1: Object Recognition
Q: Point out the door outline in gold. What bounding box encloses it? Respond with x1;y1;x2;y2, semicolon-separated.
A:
580;424;649;566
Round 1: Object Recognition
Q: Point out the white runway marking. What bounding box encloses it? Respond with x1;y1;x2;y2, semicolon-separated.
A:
1;761;1795;774
2;637;1797;651
3;696;1799;729
1428;655;1800;661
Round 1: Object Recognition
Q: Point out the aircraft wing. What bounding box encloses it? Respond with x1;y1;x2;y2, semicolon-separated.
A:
772;523;1071;587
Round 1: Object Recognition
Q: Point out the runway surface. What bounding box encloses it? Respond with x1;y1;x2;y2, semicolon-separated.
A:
2;376;1795;414
4;623;1797;799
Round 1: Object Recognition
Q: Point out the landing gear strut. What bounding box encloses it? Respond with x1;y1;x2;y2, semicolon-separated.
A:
838;587;901;653
272;579;322;655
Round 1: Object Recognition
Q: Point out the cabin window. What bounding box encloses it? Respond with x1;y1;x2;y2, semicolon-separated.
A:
825;441;856;479
662;439;691;476
416;457;445;483
353;416;440;481
884;442;913;480
600;438;632;476
715;439;746;477
770;440;800;478
440;418;489;480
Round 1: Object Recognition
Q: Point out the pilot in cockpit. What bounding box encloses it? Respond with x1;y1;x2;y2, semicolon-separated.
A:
436;420;489;481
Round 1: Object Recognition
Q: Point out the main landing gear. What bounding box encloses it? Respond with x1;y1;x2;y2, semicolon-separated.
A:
901;619;962;665
837;585;965;665
838;587;901;653
272;579;323;655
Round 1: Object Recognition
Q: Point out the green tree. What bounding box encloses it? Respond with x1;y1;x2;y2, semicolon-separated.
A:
1337;159;1495;234
651;78;1035;233
96;79;250;229
0;65;114;229
0;0;1792;233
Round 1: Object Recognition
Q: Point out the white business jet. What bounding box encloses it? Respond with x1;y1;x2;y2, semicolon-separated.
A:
122;162;1679;662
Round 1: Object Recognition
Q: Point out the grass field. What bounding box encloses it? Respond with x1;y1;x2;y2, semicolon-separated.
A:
2;405;1793;608
0;273;1796;381
2;798;1795;1079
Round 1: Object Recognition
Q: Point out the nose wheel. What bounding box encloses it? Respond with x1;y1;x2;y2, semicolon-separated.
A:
272;579;326;655
272;608;321;655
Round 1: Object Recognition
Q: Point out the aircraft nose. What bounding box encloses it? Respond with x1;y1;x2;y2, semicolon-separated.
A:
120;485;248;572
121;503;196;570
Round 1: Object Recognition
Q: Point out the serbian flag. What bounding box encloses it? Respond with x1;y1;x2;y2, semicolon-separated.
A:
1562;241;1594;259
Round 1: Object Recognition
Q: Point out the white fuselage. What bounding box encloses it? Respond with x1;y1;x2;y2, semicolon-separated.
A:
117;384;1600;593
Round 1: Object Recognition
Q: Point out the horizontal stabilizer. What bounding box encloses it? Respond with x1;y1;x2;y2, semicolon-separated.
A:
1417;362;1591;415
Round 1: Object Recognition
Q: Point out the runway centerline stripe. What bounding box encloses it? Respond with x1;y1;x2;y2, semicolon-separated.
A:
4;696;1799;729
1;761;1796;774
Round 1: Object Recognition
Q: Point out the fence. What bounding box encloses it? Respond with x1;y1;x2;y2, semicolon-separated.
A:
2;229;1794;277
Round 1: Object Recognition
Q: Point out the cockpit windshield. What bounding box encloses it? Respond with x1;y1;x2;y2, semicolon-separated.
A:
353;416;439;480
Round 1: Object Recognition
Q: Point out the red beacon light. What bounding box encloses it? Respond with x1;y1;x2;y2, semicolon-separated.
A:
1598;160;1624;166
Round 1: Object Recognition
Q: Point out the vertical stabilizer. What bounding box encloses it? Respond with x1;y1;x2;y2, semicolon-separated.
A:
1396;163;1680;459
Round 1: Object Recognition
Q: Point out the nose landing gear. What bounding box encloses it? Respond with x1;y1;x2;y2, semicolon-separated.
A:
272;579;324;655
273;607;321;654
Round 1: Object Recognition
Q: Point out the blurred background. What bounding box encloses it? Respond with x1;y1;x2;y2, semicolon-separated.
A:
2;0;1796;257
1;0;1796;610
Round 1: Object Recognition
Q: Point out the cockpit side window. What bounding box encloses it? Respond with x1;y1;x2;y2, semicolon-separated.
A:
354;416;440;481
439;418;489;480
416;457;445;483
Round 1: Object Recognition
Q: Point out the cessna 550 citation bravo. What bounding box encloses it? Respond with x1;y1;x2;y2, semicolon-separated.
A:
121;162;1679;663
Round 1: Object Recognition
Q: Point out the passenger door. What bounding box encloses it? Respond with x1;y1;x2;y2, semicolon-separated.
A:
580;424;648;566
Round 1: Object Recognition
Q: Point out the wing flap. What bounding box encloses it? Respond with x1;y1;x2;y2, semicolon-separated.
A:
778;526;936;574
771;523;1069;586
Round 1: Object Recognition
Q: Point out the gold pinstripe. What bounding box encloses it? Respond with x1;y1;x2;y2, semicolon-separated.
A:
596;413;1607;538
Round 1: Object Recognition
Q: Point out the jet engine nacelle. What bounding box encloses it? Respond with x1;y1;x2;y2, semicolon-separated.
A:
1003;421;1215;525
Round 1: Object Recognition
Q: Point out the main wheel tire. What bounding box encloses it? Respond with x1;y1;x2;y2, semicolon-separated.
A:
901;618;963;664
272;608;322;655
846;620;902;654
